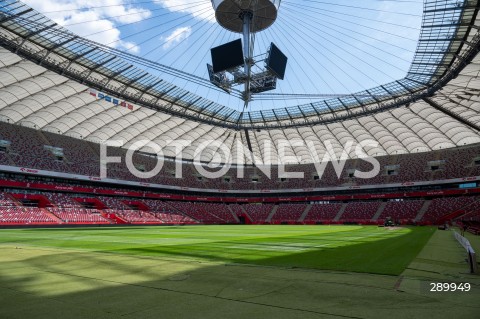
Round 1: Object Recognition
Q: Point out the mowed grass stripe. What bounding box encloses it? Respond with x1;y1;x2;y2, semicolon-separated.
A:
0;225;435;275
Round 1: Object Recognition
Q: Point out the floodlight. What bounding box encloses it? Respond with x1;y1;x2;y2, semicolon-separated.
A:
266;43;287;80
211;39;244;73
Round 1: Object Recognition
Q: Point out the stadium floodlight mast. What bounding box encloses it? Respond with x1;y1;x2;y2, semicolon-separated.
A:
208;0;287;110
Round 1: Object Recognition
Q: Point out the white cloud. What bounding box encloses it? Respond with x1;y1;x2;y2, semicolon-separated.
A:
162;26;192;49
22;0;150;53
154;0;214;22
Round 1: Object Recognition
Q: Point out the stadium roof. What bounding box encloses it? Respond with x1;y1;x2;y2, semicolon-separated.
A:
0;0;479;164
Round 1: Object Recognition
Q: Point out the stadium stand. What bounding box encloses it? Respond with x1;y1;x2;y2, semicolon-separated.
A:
151;212;197;224
378;200;425;223
108;210;161;224
198;203;237;223
0;207;57;225
48;208;110;224
0;192;17;207
270;203;307;223
1;183;480;227
243;204;275;223
341;202;382;223
228;204;246;217
303;203;343;224
422;197;480;223
168;202;229;224
0;122;479;191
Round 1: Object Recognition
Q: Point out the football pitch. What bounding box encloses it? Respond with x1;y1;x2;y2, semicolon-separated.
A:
0;225;479;319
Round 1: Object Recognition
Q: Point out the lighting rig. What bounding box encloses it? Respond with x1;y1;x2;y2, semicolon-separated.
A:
207;0;288;109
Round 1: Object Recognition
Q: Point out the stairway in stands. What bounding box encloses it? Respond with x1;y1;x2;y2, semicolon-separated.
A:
227;206;240;223
333;203;348;222
163;201;201;223
371;202;387;221
298;204;313;223
42;208;63;224
266;205;278;223
102;211;128;224
414;200;432;222
240;205;253;222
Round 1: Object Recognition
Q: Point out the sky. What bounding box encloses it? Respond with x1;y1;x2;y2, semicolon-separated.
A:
21;0;424;113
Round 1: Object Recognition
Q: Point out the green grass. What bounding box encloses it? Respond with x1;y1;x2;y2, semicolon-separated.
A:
1;226;479;319
0;225;435;275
